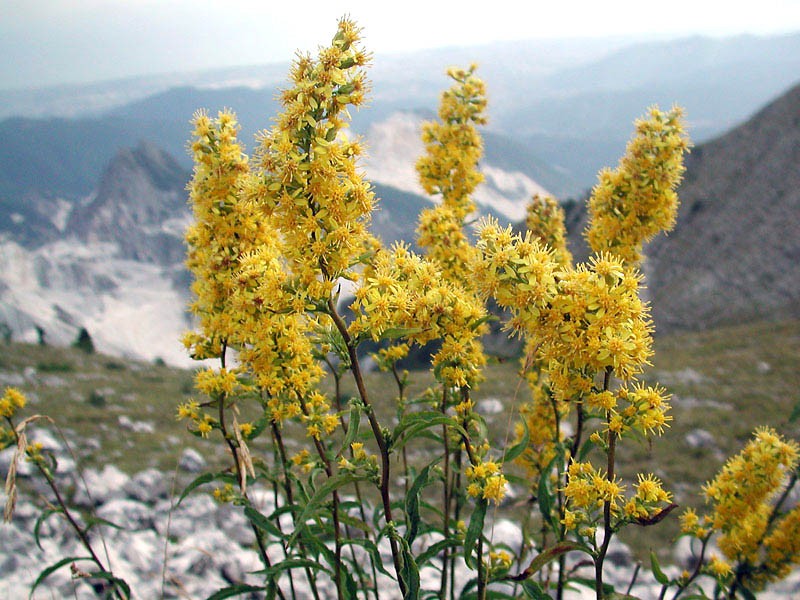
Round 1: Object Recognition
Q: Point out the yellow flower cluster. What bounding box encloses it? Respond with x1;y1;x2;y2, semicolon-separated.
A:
337;442;379;480
184;109;264;359
194;367;240;398
300;390;340;440
291;449;316;474
0;387;26;419
465;459;508;504
762;504;800;582
416;204;477;285
176;400;216;438
213;483;235;504
416;64;486;216
623;473;672;521
601;383;672;437
585;106;690;264
562;461;625;522
413;65;490;390
562;463;670;537
373;343;410;370
702;427;799;564
471;218;560;336
350;243;487;388
525;194;573;268
488;549;513;573
251;17;376;303
474;221;653;382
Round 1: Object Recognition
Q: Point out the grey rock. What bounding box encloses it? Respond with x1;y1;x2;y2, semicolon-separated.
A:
72;464;130;506
685;428;716;450
124;467;170;502
178;447;206;473
96;498;154;530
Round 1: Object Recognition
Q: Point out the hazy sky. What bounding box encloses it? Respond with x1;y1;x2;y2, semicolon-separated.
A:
2;0;800;90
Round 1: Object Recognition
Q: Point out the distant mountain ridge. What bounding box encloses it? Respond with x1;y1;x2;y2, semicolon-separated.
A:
1;33;799;362
646;80;800;330
562;81;800;332
1;31;799;207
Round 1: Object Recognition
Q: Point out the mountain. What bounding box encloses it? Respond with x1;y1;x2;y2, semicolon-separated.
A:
502;33;800;192
0;142;193;364
67;141;191;265
560;82;800;332
363;111;559;221
3;32;799;202
646;81;800;330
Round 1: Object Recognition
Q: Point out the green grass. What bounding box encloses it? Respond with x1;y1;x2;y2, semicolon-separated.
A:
2;318;798;566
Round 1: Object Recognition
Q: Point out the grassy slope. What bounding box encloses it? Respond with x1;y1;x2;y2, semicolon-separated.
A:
2;318;798;563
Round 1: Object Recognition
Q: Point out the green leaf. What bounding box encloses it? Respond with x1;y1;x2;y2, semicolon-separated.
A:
84;515;125;532
739;587;758;600
521;580;553;599
342;538;394;577
392;412;467;453
206;584;267;600
267;558;331;578
339;400;362;457
503;418;529;464
571;577;616;596
416;537;460;567
464;499;487;568
381;327;423;341
338;512;371;534
177;471;235;506
29;556;93;599
790;402;800;423
650;550;670;585
537;466;556;534
33;508;63;551
405;458;440;544
244;505;285;539
508;541;590;582
286;472;366;548
397;536;420;600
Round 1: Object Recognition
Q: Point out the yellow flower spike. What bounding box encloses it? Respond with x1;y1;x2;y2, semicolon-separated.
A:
585;106;690;265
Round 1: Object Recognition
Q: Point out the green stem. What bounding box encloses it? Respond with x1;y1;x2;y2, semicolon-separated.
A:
299;396;344;600
218;344;284;600
6;416;122;599
440;384;451;600
326;296;407;598
594;367;615;600
331;387;379;600
271;421;318;600
477;535;487;600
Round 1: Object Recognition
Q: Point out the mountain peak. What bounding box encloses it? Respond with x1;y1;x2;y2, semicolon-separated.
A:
66;143;190;264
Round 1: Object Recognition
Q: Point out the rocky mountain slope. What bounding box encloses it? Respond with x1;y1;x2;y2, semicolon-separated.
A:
646;81;800;330
0;110;548;364
562;81;800;332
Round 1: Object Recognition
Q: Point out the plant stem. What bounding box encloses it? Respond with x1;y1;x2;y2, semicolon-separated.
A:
326;296;407;598
329;392;377;600
594;367;615;600
299;396;344;600
218;344;285;600
441;384;451;600
6;416;121;599
477;535;487;600
271;421;318;600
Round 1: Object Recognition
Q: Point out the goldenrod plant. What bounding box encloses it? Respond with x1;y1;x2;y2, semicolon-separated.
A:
5;16;800;600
